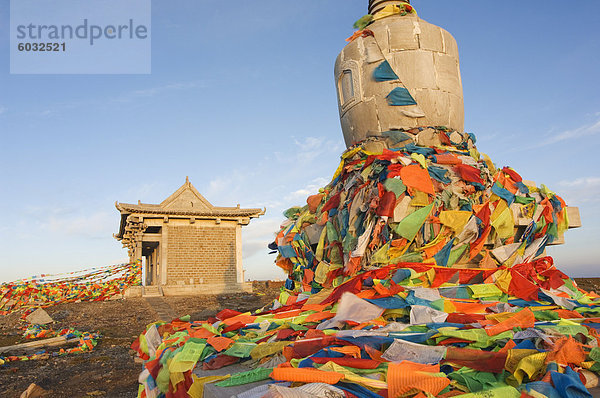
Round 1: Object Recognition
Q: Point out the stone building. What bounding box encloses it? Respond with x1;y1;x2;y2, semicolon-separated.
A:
115;178;264;295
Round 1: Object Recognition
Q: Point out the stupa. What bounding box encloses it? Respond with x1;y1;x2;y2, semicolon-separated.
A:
270;0;581;289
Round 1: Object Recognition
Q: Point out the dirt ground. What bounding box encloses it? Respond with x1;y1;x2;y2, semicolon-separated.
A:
574;278;600;294
0;281;282;398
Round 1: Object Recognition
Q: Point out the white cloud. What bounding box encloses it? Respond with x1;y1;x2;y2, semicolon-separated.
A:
537;119;600;148
556;177;600;204
242;217;282;258
206;176;231;198
284;177;328;202
201;134;343;279
0;106;6;115
244;217;283;238
557;177;600;188
203;135;341;213
291;136;345;165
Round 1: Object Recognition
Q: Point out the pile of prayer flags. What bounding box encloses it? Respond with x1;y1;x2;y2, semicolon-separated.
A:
132;128;599;398
274;127;567;295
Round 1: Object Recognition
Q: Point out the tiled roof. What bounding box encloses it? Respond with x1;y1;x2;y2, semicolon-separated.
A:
116;202;265;218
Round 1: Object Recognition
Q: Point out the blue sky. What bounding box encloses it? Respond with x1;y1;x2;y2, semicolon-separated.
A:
0;0;599;282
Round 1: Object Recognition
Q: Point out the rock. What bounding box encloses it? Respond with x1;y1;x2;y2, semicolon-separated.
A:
25;308;53;325
20;383;47;398
86;391;105;396
416;128;441;147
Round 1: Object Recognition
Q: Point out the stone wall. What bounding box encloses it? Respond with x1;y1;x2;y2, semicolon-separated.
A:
166;225;237;285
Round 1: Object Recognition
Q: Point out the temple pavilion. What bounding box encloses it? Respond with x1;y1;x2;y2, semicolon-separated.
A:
115;177;264;296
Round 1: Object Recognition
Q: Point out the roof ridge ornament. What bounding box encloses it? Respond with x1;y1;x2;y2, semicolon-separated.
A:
368;0;410;14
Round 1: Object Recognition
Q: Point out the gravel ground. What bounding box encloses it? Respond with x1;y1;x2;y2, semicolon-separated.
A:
0;282;282;398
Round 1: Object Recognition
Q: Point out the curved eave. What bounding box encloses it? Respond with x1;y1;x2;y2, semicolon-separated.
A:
116;203;265;218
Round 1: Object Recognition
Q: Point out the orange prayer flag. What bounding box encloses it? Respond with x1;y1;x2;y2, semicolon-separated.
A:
302;303;329;312
373;283;391;296
189;328;215;339
365;345;387;363
353;319;387;330
221;314;257;326
391;238;408;248
485;308;535;336
345;256;362;276
434;153;461;165
554;309;584;319
451;300;494;314
282;346;294;361
330;345;362;359
546;336;587;366
207;335;234;352
400;164;435;195
388;361;450;398
304;329;327;339
498;339;517;353
270;367;344;385
307;193;324;213
423;238;450;259
276;257;293;274
469;225;491;260
355;289;378;299
303;269;315;285
304;311;335;323
273;309;305;319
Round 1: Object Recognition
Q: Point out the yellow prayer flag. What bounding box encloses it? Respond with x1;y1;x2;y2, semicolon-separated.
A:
439;211;472;234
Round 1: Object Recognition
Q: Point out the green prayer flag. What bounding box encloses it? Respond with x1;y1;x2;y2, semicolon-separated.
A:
469;284;503;299
453;385;520;398
537;324;588;337
371;242;390;264
353;14;374;30
384;178;407;198
326;221;340;243
170;340;207;372
215;368;273;387
514;196;534;205
394;203;434;241
223;341;258;358
449;367;502;393
533;310;560;321
156;365;171;393
447;244;468;267
589;347;600;363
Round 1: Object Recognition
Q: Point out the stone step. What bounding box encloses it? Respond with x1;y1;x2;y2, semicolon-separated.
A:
142;285;163;297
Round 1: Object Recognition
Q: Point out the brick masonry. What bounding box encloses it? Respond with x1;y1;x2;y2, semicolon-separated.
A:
166;225;237;285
